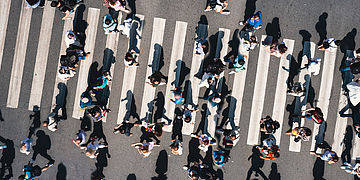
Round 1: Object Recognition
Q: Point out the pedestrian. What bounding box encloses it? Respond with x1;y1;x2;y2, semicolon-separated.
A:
51;0;79;20
113;121;141;136
107;0;130;16
310;149;338;164
287;82;306;97
206;90;222;107
242;34;258;51
260;116;280;134
103;14;118;34
169;139;183;155
191;134;216;152
24;0;42;9
80;90;95;110
118;18;132;38
195;38;208;56
87;106;109;123
183;162;200;180
265;42;288;57
181;105;199;124
20;138;32;155
239;11;263;31
131;142;159;158
341;162;360;177
84;138;107;159
72;129;87;148
124;51;139;68
286;127;312;142
318;37;341;52
224;54;247;74
64;30;82;48
30;130;55;167
170;87;184;105
294;107;324;124
199;72;215;88
42;111;59;132
58;66;76;80
256;137;280;161
213;149;230;167
204;0;230;15
147;71;167;87
307;58;321;76
144;122;167;138
18;162;53;180
204;58;225;77
93;72;112;90
216;127;240;150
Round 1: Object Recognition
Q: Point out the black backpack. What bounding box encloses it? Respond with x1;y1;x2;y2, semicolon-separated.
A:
351;62;360;74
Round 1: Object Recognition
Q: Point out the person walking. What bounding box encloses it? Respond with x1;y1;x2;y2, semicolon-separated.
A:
51;0;80;20
260;116;280;134
124;51;139;68
286;127;312;142
293;107;324;124
103;14;118;34
310;149;338;164
147;71;167;87
239;11;263;31
25;0;42;9
131;142;159;158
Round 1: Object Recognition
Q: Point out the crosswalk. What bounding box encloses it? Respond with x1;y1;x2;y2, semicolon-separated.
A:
1;3;359;159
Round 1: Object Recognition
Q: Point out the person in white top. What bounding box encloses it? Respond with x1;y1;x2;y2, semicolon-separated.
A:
307;58;321;76
131;142;160;157
119;18;132;38
20;138;32;155
169;139;183;155
318;37;341;52
64;30;82;48
199;72;215;88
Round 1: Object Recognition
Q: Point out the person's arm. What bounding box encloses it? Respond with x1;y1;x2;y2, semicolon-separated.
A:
62;10;71;20
131;142;142;146
114;123;123;129
259;156;272;160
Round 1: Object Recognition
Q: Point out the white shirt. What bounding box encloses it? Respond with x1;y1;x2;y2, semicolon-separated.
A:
307;58;321;75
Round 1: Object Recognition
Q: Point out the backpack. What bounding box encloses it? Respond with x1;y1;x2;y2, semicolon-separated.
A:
351;62;360;74
63;0;77;9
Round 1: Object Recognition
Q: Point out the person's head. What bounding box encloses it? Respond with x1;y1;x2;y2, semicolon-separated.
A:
109;0;118;5
304;128;312;136
85;148;95;157
273;151;280;159
254;13;261;20
215;155;222;162
154;124;163;137
67;33;75;39
207;77;214;85
238;59;246;66
229;134;237;140
42;121;49;127
104;18;112;25
140;145;149;153
103;72;110;78
203;140;209;145
250;35;257;43
125;52;133;61
59;68;65;74
18;175;26;180
74;139;81;145
278;44;288;54
50;1;60;7
335;40;341;46
81;97;89;103
331;153;339;162
170;145;178;151
20;143;27;151
184;115;192;123
271;121;280;130
213;97;221;104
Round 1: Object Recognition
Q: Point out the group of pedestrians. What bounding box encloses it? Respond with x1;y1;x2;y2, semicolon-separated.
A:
7;0;360;179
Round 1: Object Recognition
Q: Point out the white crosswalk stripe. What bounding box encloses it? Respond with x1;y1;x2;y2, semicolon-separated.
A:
272;39;295;145
310;46;337;153
289;41;316;152
28;1;56;110
139;17;166;123
72;8;100;119
207;28;230;137
7;1;32;108
247;35;272;145
117;14;144;124
0;0;11;72
3;5;360;160
162;21;188;132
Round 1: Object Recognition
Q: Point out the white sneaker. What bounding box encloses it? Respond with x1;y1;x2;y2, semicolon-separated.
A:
239;21;244;26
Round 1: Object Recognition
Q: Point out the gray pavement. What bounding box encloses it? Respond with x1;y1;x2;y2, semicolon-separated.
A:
0;0;360;179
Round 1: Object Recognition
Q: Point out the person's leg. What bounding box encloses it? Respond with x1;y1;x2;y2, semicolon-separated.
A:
39;151;54;164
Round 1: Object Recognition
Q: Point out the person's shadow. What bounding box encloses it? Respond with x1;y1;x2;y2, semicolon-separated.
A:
187;138;203;167
315;12;328;45
151;150;168;180
126;0;137;19
73;4;88;46
172;60;190;88
28;105;41;138
0;136;14;179
285;98;296;131
246;146;268;180
54;82;67;120
129;19;141;53
95;147;111;179
122;90;140;121
31;130;54;163
0;109;4;121
313;157;325;180
268;162;281;180
151;44;164;73
265;17;281;44
341;125;353;164
339;28;357;54
243;0;257;21
194;104;209;135
153;92;170;123
127;173;137;180
56;163;67;180
282;55;300;90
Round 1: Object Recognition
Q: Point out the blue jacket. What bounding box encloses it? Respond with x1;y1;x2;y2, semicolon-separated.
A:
103;14;117;34
248;11;262;29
